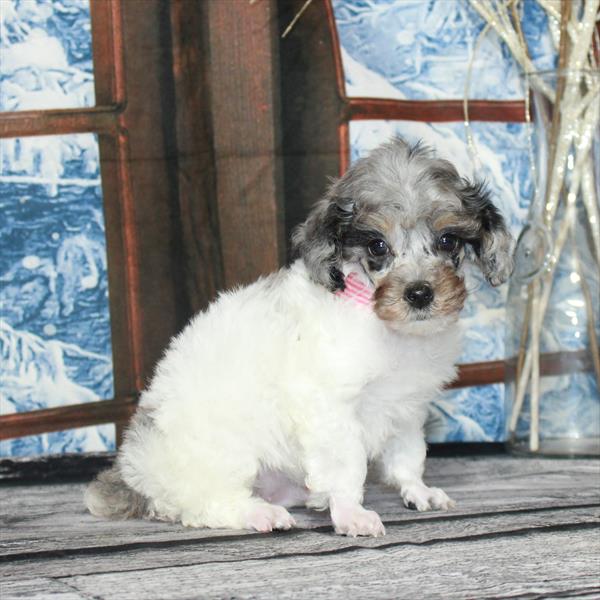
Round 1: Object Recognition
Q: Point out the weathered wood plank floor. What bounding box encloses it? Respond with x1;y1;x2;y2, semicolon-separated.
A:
1;456;599;599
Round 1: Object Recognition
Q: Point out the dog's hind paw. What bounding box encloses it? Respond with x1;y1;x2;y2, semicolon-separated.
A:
245;503;296;533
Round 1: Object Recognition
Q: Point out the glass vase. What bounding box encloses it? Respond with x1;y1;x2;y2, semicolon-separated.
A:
505;69;600;456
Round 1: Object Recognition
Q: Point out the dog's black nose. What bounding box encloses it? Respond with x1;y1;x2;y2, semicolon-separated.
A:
404;281;434;309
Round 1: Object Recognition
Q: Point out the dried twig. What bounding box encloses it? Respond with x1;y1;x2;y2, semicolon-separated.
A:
468;0;600;450
281;0;314;39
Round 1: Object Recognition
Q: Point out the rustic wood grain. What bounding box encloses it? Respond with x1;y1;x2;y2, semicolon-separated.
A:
115;0;195;382
278;0;344;246
345;98;527;122
1;578;85;600
0;398;137;441
96;133;141;404
0;108;118;138
2;507;598;581
8;529;597;600
1;458;598;555
1;457;598;599
448;349;598;389
206;0;285;287
168;0;224;313
90;0;125;107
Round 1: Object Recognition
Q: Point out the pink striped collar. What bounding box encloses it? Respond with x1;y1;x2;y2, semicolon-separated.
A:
334;271;374;308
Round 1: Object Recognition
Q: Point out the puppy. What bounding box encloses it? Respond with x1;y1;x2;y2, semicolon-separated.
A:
85;137;513;537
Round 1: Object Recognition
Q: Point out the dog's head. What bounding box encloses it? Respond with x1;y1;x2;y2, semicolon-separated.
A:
292;137;514;334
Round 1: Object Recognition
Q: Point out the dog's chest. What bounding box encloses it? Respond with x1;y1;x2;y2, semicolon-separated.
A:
354;331;458;455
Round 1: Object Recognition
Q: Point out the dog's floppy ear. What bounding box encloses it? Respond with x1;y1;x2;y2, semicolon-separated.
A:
292;194;354;291
459;180;515;287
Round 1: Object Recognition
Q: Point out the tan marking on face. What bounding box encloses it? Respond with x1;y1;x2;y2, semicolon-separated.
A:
373;265;466;323
373;275;411;322
357;205;397;238
432;265;467;315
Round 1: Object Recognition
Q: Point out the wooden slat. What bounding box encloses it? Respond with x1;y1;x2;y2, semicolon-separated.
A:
346;98;527;122
97;132;143;398
1;456;598;599
168;0;224;312
114;0;178;383
48;528;600;600
279;0;344;244
90;0;125;106
206;0;285;287
451;360;505;388
0;107;119;138
323;0;348;103
338;121;351;174
0;397;137;441
504;347;596;381
1;457;598;556
451;347;597;388
2;579;85;600
2;507;598;580
91;0;141;406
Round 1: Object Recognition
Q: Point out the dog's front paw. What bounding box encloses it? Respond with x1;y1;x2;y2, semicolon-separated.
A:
331;502;385;537
401;483;455;512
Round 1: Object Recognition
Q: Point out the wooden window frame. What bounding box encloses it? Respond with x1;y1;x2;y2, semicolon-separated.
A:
0;0;284;444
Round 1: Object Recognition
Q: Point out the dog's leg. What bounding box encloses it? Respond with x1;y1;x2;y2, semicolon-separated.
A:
119;425;297;533
328;495;386;538
179;495;296;532
300;415;385;537
242;500;297;532
380;427;455;512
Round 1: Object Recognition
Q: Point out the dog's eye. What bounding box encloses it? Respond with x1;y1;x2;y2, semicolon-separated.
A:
438;233;461;253
368;239;389;257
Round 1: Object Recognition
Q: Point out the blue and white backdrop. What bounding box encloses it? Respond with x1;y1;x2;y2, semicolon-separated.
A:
0;0;556;456
1;0;114;456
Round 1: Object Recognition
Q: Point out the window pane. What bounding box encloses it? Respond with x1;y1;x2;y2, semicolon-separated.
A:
0;424;115;457
0;132;115;457
0;0;95;112
427;384;505;443
331;0;556;100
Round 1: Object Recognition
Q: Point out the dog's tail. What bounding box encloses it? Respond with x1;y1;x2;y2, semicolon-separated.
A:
85;466;149;520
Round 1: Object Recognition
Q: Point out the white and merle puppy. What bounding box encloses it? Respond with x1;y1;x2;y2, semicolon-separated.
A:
86;137;513;537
